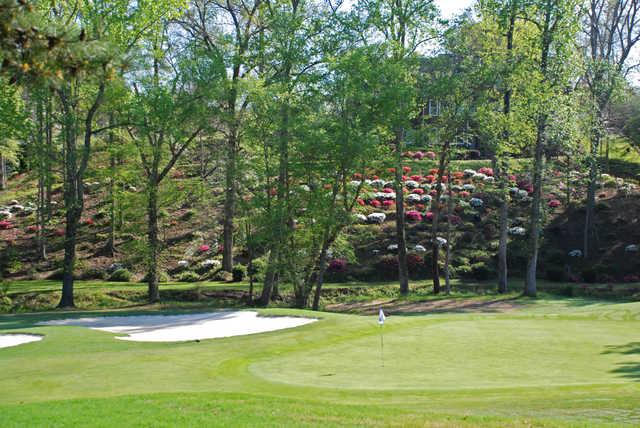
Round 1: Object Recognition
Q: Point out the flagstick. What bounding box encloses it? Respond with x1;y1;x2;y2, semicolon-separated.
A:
379;323;384;368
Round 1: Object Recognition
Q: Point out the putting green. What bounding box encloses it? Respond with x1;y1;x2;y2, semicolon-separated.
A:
1;298;640;426
251;318;640;390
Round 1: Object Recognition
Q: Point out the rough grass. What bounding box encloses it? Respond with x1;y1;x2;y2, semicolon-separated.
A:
1;296;640;426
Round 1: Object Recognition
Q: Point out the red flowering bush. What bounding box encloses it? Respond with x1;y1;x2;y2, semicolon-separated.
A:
406;210;422;221
429;168;438;175
548;199;561;208
370;200;382;208
402;166;411;173
518;180;533;194
82;218;94;226
198;244;211;253
383;188;394;194
382;200;395;209
328;258;348;273
478;167;494;177
411;188;424;195
407;253;425;273
425;175;435;183
387;167;396;173
0;220;13;230
416;203;426;211
357;198;366;206
410;175;421;181
26;225;40;233
453;171;464;179
353;173;362;179
460;191;470;198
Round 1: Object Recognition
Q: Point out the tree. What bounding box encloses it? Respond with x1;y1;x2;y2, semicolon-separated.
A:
179;0;264;273
354;0;438;295
0;78;26;190
524;0;581;297
125;33;217;302
581;0;640;258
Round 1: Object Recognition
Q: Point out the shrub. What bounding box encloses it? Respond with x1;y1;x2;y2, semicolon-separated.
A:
180;209;196;221
581;268;598;283
328;259;348;273
78;267;107;280
140;271;170;283
232;264;247;282
177;271;200;282
248;257;267;282
198;244;211;253
546;266;565;282
109;268;133;282
212;270;233;282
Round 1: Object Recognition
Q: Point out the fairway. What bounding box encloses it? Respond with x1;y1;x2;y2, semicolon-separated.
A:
1;298;640;427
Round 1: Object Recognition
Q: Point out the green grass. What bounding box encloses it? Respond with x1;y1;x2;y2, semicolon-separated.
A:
1;295;640;426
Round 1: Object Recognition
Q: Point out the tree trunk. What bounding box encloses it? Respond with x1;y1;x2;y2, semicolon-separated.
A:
444;178;453;295
583;127;600;259
524;117;546;298
497;194;508;293
394;131;409;295
222;131;237;272
0;155;6;191
312;240;332;311
147;178;160;303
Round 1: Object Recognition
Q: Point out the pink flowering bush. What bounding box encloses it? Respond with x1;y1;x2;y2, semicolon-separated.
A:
382;200;395;209
383;188;394;194
357;198;366;206
328;258;348;273
406;210;422;221
426;151;436;159
411;188;424;195
413;151;425;160
410;175;421;181
198;244;211;253
402;166;411;173
54;228;65;237
26;225;40;234
0;220;12;230
548;199;561;208
478;167;494;177
623;274;639;283
370;199;382;208
424;211;434;221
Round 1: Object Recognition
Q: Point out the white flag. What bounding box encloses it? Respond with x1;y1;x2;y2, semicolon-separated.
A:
378;308;386;325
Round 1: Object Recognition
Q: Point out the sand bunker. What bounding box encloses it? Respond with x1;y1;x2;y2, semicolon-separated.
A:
0;334;42;349
40;311;317;342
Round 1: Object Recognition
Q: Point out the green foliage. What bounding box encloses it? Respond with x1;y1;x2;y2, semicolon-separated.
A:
108;268;133;282
231;265;246;282
176;271;200;282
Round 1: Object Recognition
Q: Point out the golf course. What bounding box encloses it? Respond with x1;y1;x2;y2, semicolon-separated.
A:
2;294;640;427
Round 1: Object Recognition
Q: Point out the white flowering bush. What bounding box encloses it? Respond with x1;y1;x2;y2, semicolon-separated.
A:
414;244;427;252
508;227;526;236
387;243;399;251
421;195;433;204
470;198;484;208
367;213;387;224
177;260;189;268
436;237;447;247
354;214;368;223
463;184;475;191
405;180;420;189
201;259;221;269
568;249;582;257
625;244;639;253
407;194;422;204
463;169;476;178
370;179;385;188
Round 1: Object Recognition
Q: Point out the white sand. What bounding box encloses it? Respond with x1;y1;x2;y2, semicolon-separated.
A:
39;311;317;342
0;334;42;349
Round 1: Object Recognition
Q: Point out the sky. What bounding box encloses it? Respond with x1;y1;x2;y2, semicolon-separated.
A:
437;0;475;18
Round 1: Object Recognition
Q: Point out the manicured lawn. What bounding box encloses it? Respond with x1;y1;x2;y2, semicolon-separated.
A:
1;296;640;426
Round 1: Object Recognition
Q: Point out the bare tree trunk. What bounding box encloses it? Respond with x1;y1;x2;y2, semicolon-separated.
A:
444;176;453;295
524;117;546;297
497;193;508;293
0;155;6;191
583;127;600;259
147;177;160;302
394;130;409;295
222;130;237;272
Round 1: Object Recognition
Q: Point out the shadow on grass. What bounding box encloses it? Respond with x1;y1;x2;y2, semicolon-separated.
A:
603;342;640;381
